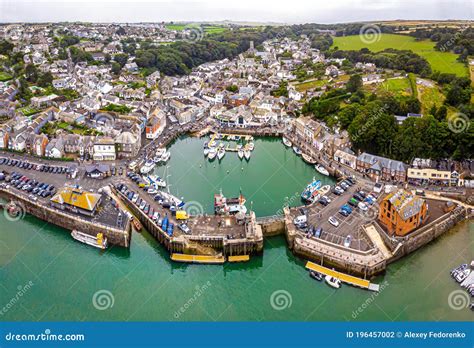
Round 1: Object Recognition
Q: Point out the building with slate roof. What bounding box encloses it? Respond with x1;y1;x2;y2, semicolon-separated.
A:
356;152;407;182
378;189;428;236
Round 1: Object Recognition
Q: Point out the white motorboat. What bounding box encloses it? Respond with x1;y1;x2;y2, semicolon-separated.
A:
217;148;226;160
302;153;317;165
247;142;255;151
238;148;244;160
315;164;329;176
140;159;155;174
244;149;251;160
208;147;217;160
153;156;161;163
148;175;166;188
293;146;302;155
71;230;108;250
155;148;166;157
282;137;292;147
160;151;171;163
204;148;210;157
325;275;341;289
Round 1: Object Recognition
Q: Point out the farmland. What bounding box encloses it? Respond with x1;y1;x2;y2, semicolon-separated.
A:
332;34;468;77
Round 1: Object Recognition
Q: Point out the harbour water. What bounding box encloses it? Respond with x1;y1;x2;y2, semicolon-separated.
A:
0;137;472;321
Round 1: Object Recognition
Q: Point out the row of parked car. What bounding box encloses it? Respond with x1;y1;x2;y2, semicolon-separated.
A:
115;183;191;235
0;157;71;175
1;171;57;199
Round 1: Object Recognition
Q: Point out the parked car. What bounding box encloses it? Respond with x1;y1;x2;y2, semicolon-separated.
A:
328;216;339;227
178;223;191;234
333;186;344;195
358;202;368;211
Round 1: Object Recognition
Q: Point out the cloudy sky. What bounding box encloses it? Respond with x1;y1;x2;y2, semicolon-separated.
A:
1;0;472;23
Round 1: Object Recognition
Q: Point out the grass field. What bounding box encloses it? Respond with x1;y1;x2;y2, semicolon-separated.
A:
202;26;227;34
0;71;12;82
165;24;186;31
378;77;412;96
418;84;445;114
332;34;468;77
165;24;227;34
294;79;328;92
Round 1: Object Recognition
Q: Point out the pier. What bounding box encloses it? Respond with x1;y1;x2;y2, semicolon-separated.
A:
305;261;380;292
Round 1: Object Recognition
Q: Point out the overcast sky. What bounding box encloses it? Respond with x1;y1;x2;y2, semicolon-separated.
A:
1;0;473;23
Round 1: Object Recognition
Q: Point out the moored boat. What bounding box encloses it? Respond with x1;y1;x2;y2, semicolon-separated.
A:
315;164;329;176
244;149;251;160
131;218;142;232
160;151;171;163
293;146;302;155
238;148;244;160
325;275;341;289
309;271;323;281
247;142;255;151
140;159;155;174
302;153;317;164
217;148;226;160
282;137;292;147
71;230;108;249
301;178;322;202
208;147;217;160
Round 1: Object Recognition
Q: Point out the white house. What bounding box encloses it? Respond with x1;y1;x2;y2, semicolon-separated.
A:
93;137;116;161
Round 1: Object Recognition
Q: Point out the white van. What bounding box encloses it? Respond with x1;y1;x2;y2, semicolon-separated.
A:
293;215;307;226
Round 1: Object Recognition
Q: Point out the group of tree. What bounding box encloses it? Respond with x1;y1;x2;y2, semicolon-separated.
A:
328;48;432;76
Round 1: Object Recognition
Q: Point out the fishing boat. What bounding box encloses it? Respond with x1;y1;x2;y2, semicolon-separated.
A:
247;142;255;151
71;230;108;249
131;218;142;232
214;190;247;215
160;151;171;163
302;153;317;165
217;147;226;160
140;159;155;174
309;271;323;281
293;146;302;155
244;149;251;161
208;147;217;160
325;275;342;289
301;178;322;202
315;164;329;176
282;137;292;147
238;148;244;160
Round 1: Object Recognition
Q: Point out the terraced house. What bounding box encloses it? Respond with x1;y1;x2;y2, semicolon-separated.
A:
356;152;407;182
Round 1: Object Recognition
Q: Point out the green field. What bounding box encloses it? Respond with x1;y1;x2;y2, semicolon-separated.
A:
0;71;12;82
332;34;468;76
376;77;412;96
294;79;328;92
418;84;445;114
165;24;227;34
165;24;186;30
202;25;227;34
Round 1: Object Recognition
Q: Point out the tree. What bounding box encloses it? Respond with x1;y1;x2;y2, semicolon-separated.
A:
113;53;129;68
226;85;238;93
346;74;362;93
111;62;121;74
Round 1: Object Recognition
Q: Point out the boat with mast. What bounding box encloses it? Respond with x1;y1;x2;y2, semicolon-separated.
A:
301;178;322;202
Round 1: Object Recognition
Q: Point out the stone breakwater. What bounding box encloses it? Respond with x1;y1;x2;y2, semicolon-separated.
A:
0;188;131;247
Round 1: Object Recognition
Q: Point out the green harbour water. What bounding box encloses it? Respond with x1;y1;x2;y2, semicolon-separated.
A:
0;137;472;321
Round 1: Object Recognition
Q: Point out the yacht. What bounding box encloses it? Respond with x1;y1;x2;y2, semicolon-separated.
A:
71;230;108;250
293;146;302;155
282;137;292;147
148;175;166;188
244;149;251;160
140;159;155;174
315;164;329;176
208;147;217;160
160;151;171;163
325;275;341;289
217;147;226;160
238;148;244;160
